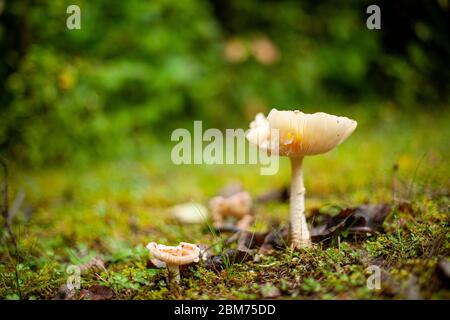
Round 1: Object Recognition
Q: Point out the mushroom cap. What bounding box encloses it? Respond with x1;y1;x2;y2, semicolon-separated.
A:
146;242;200;266
246;108;357;157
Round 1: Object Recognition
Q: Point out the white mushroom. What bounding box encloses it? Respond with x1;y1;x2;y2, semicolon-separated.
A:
168;202;208;224
246;108;357;249
146;242;200;288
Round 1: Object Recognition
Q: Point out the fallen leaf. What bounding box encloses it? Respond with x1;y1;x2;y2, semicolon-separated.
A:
350;204;391;233
80;285;114;300
79;256;106;274
259;224;289;255
220;224;289;256
207;204;389;260
310;208;354;239
237;231;268;251
311;204;390;240
205;249;253;271
205;254;226;271
52;284;76;300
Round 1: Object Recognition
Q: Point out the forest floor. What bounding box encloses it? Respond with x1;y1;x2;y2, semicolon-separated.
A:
1;106;449;299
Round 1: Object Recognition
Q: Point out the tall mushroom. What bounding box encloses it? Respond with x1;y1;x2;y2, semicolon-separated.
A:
246;108;357;249
146;242;200;288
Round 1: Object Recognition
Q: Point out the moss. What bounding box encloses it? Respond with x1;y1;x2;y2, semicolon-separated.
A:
0;108;449;299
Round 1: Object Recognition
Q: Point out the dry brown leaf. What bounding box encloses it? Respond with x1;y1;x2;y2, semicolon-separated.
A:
311;204;391;240
79;256;106;274
80;285;114;300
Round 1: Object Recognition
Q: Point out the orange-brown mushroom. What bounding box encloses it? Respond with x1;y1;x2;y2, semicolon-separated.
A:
146;242;200;288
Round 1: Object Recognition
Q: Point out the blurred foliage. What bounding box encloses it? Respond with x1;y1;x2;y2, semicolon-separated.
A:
0;0;448;166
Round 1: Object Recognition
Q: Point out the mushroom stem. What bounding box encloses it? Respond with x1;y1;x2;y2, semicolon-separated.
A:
289;156;311;249
167;264;180;288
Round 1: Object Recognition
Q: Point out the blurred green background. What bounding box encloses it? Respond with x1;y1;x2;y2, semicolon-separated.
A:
0;0;449;167
0;0;449;300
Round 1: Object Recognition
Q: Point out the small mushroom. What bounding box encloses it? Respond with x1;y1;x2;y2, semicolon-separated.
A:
246;108;357;249
146;242;200;288
209;191;253;230
168;202;208;224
